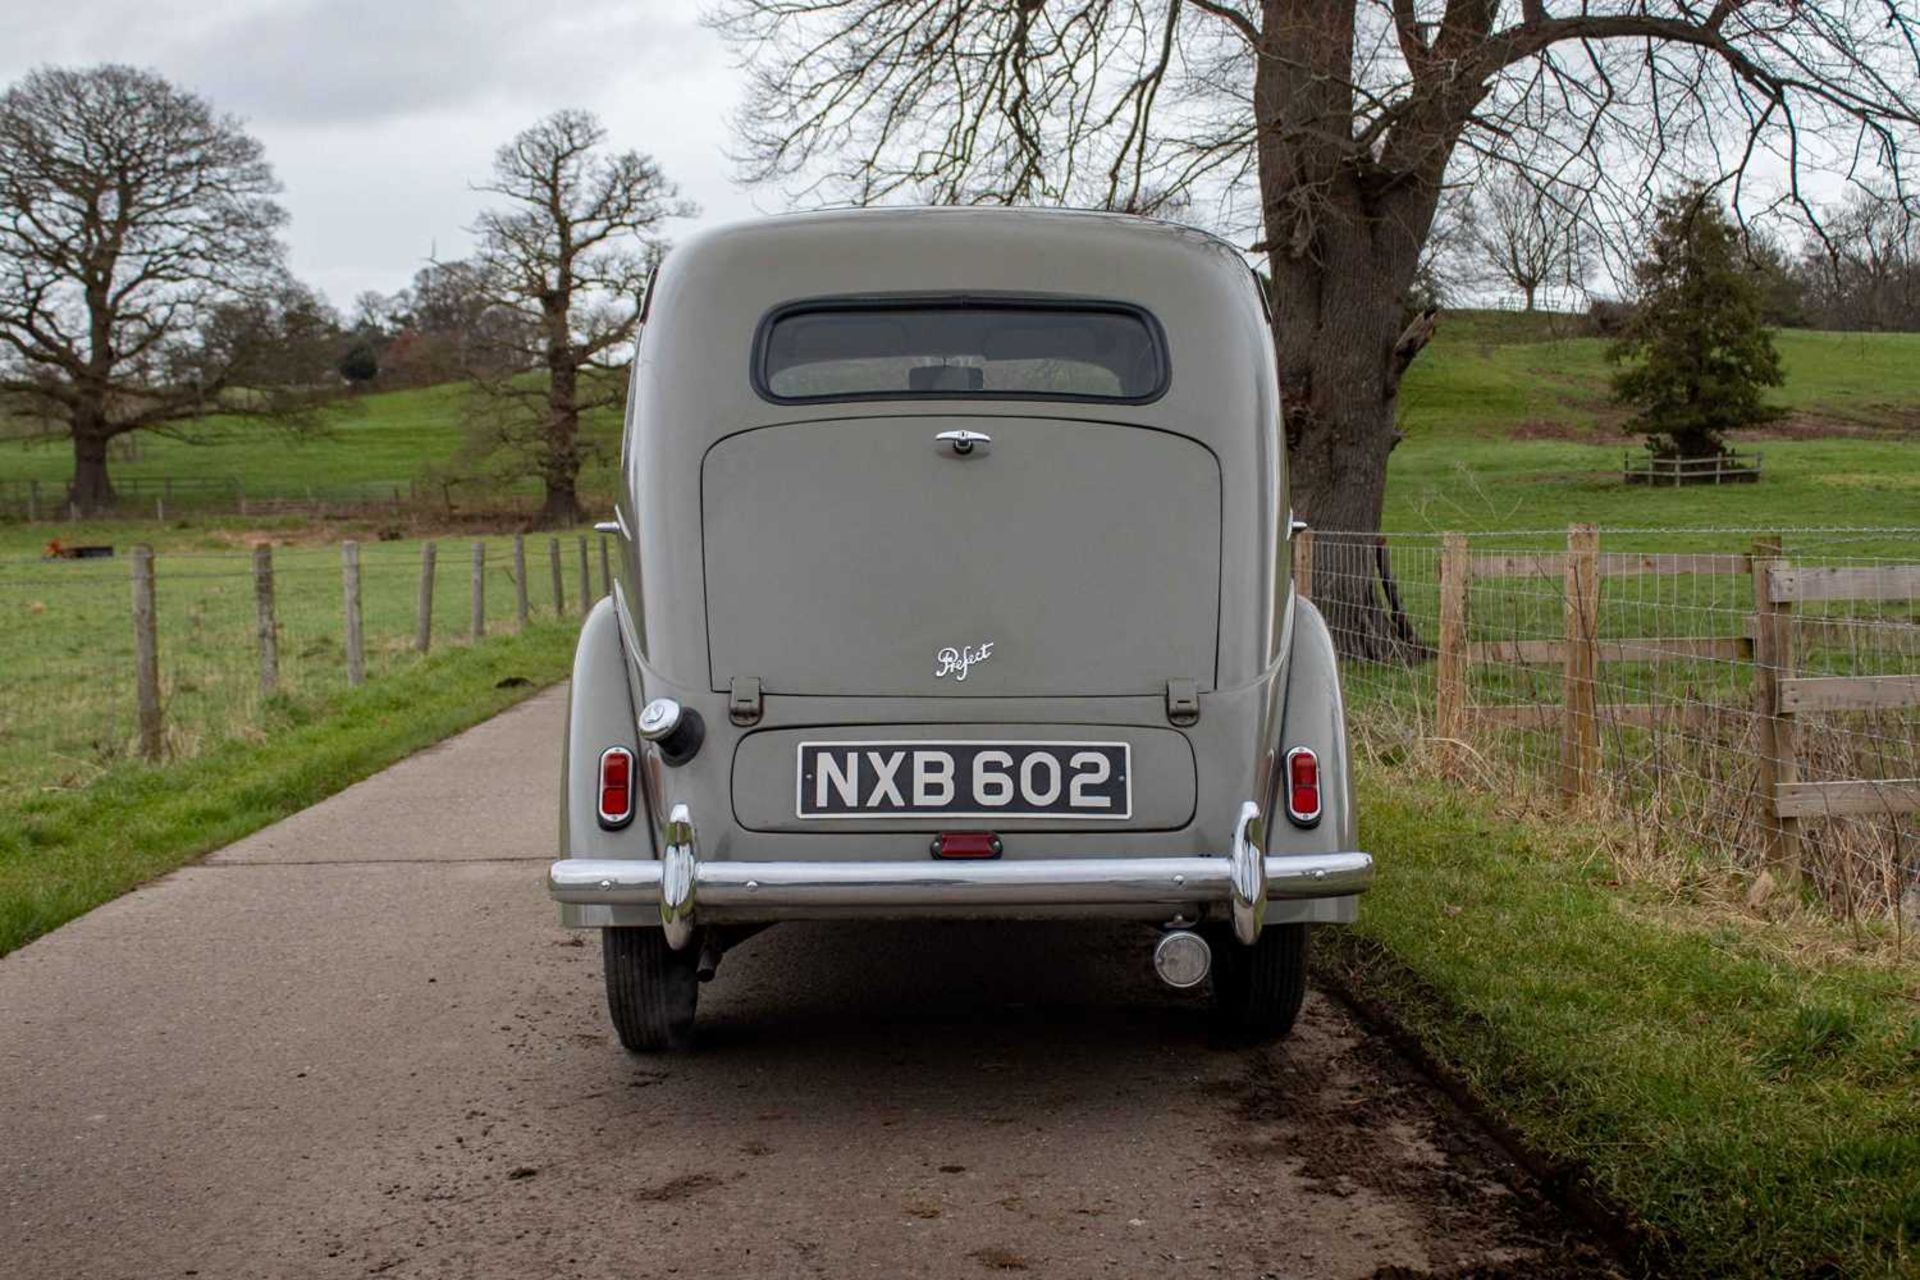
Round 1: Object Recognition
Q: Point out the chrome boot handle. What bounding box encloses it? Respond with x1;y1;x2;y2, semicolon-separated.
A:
934;429;992;456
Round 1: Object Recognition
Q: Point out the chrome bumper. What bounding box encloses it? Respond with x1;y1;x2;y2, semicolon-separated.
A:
548;802;1372;945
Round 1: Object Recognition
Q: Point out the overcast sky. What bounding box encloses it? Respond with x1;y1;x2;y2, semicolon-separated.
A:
0;0;766;308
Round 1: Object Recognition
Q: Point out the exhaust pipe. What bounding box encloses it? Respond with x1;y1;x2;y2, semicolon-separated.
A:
1152;929;1212;989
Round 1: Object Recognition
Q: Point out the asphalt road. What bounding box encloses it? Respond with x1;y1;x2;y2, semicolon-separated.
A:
0;687;1616;1280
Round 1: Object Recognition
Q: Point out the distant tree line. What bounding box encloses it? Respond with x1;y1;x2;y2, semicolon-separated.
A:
1788;191;1920;332
1424;178;1920;335
341;260;536;392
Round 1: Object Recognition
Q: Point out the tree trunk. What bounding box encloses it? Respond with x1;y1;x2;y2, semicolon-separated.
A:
1523;284;1537;311
537;317;584;528
1279;300;1425;664
1255;0;1450;664
69;408;117;516
1260;171;1428;661
536;392;582;527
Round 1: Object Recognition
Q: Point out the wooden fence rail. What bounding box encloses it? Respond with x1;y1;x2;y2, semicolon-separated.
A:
1418;523;1920;886
1621;451;1763;486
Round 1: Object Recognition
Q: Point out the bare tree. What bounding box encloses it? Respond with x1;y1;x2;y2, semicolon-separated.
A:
1796;188;1920;331
711;1;1920;658
1409;185;1475;308
1469;170;1589;310
464;109;693;527
0;65;314;513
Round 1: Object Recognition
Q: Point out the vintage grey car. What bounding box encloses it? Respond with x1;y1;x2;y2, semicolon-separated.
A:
549;207;1372;1051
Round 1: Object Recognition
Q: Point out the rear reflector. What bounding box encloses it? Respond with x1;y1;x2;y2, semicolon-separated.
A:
598;746;635;828
1285;747;1321;827
930;831;1002;859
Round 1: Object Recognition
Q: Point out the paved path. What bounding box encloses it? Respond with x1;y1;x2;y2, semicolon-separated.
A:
0;688;1613;1279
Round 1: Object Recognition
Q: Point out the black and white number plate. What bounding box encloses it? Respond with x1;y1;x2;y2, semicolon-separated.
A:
797;741;1131;820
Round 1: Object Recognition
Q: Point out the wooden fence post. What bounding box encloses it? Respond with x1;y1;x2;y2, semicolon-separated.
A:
471;542;486;640
1292;529;1315;601
342;541;364;687
131;545;164;761
513;535;530;628
1750;535;1802;887
1436;533;1469;765
415;541;436;653
599;534;612;599
549;536;565;616
1559;523;1600;801
253;544;278;698
577;536;591;617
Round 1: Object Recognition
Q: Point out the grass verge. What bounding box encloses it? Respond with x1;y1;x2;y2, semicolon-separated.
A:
1323;768;1919;1279
0;623;575;957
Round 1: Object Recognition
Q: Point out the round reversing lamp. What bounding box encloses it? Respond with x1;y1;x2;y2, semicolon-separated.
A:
638;698;704;766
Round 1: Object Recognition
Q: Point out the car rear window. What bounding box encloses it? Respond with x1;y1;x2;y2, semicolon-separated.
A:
757;300;1167;403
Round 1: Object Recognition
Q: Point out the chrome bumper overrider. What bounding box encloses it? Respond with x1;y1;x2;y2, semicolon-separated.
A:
548;802;1372;946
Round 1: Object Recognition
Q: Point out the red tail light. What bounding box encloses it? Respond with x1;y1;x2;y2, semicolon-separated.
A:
1285;747;1321;827
598;746;635;828
931;831;1002;859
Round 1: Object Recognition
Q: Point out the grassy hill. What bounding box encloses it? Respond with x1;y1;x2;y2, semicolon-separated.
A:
1399;312;1920;440
1389;314;1920;532
0;382;625;506
2;312;1915;533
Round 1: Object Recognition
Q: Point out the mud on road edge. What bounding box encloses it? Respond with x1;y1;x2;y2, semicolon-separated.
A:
1312;932;1660;1280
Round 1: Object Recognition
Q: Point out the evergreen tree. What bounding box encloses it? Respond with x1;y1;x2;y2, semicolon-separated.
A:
1611;192;1784;459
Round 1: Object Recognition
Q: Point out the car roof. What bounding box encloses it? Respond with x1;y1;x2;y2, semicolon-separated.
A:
631;205;1279;447
668;205;1252;277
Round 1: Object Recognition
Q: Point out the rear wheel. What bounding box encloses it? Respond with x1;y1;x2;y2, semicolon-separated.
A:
1208;922;1309;1042
602;927;700;1052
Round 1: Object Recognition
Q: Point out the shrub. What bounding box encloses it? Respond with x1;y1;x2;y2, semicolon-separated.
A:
1585;297;1635;337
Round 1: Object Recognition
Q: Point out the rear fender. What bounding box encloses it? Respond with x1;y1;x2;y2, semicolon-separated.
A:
559;598;653;860
1270;597;1358;853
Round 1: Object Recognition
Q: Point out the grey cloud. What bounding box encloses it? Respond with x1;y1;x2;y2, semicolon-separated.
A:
164;0;699;125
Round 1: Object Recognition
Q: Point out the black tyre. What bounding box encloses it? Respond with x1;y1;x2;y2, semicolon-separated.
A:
602;927;700;1052
1208;922;1309;1042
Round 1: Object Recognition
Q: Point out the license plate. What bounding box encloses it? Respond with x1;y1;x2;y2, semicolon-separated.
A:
796;741;1131;819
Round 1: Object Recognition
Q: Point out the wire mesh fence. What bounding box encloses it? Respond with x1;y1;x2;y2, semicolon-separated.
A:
1309;525;1920;929
0;474;625;521
0;533;610;803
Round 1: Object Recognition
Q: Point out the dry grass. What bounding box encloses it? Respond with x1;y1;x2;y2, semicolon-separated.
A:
1331;528;1919;935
